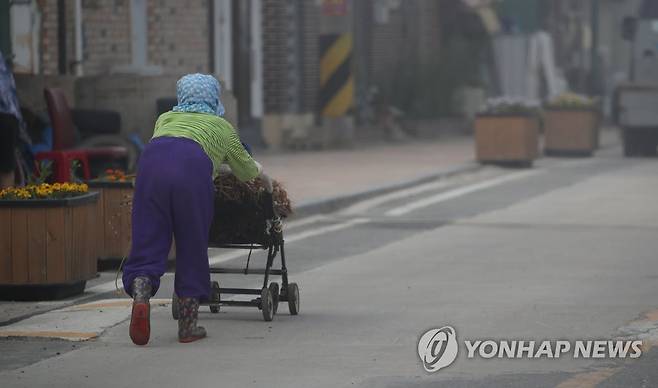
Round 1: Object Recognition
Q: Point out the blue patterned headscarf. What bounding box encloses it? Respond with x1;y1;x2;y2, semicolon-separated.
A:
172;73;225;116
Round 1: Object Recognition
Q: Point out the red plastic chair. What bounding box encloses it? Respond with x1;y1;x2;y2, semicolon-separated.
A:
34;150;91;182
37;88;130;181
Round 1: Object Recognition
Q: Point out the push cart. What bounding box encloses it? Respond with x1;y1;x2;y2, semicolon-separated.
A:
171;177;299;322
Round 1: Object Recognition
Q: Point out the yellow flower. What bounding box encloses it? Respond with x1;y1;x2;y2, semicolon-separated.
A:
0;181;88;201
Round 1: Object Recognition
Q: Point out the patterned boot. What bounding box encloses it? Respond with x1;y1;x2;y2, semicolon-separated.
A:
129;276;152;346
178;297;207;343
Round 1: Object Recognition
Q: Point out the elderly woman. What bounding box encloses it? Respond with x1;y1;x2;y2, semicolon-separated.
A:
123;74;262;345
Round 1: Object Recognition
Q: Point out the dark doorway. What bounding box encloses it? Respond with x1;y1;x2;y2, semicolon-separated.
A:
231;0;263;146
0;1;11;61
232;0;252;127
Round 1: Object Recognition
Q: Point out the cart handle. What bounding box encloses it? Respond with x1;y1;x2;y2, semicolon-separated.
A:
260;173;274;194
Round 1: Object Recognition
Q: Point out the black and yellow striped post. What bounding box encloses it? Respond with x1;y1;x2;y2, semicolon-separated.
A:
319;33;353;118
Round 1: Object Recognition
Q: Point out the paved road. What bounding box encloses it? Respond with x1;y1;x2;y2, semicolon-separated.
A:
2;147;658;387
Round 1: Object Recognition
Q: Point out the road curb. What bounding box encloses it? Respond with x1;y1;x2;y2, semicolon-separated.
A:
0;162;480;328
0;292;121;328
292;161;482;218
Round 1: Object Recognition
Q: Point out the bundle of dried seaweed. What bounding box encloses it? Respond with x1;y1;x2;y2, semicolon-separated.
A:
210;172;292;244
213;172;293;218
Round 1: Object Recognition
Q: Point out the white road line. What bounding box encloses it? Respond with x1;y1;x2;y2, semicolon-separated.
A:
91;170;532;294
209;217;370;265
86;272;175;295
340;181;453;215
86;170;535;294
338;172;496;216
284;217;370;243
86;280;125;295
206;215;331;265
208;249;252;266
89;216;370;293
284;214;328;229
385;170;542;217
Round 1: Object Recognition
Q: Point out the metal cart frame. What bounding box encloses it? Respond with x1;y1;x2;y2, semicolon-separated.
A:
171;190;299;322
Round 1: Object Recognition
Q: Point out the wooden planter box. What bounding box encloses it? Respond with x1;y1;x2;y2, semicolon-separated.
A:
474;114;540;166
0;193;100;300
88;181;175;269
89;182;133;267
544;108;599;156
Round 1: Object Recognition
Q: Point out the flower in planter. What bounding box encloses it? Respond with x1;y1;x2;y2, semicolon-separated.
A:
0;182;89;200
95;169;134;183
479;97;541;116
546;92;598;109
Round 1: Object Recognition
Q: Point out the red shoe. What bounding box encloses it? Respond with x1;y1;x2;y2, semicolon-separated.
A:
129;302;150;346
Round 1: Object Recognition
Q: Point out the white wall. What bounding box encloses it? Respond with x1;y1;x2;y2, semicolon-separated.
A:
10;0;40;74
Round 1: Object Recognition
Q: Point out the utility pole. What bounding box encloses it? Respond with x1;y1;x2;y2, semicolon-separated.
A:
590;0;600;96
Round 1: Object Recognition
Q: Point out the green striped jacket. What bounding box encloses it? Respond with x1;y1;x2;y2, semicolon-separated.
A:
152;111;260;181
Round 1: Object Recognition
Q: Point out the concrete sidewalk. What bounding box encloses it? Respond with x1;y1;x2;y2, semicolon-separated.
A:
258;128;620;214
258;134;475;207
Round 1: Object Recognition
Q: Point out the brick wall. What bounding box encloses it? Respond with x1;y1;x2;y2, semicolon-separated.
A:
36;0;211;76
300;1;320;114
36;0;132;75
262;0;321;115
79;0;132;75
37;0;59;75
369;0;441;82
261;0;441;121
147;0;211;75
417;1;441;66
262;0;289;114
369;1;406;83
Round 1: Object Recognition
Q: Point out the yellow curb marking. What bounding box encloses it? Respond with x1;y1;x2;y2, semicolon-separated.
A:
557;307;658;388
65;300;133;310
0;331;97;340
65;298;171;311
639;339;656;354
641;308;658;322
619;308;658;353
0;299;173;341
556;367;621;388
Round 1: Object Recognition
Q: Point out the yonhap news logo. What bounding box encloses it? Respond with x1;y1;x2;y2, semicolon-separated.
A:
418;326;643;373
417;326;459;373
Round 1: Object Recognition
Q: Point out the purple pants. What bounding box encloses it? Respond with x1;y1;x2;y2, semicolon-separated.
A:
122;137;213;300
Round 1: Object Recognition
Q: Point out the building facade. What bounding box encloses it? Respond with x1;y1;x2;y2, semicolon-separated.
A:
3;0;444;146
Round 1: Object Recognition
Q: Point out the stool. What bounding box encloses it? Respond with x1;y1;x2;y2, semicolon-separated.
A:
35;150;91;182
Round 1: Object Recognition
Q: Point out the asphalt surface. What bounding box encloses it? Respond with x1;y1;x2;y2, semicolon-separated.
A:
2;146;658;387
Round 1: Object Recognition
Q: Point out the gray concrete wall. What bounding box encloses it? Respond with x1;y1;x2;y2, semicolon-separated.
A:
15;74;238;141
74;74;178;138
599;0;641;82
14;75;77;119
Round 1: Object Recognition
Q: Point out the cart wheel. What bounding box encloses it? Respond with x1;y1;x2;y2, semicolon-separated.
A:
269;282;279;315
172;292;180;320
209;281;221;314
287;283;299;315
260;287;274;322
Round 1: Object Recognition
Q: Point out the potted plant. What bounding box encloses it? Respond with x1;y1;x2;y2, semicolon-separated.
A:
543;92;600;156
88;169;135;269
474;97;541;167
88;170;174;268
0;182;99;300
